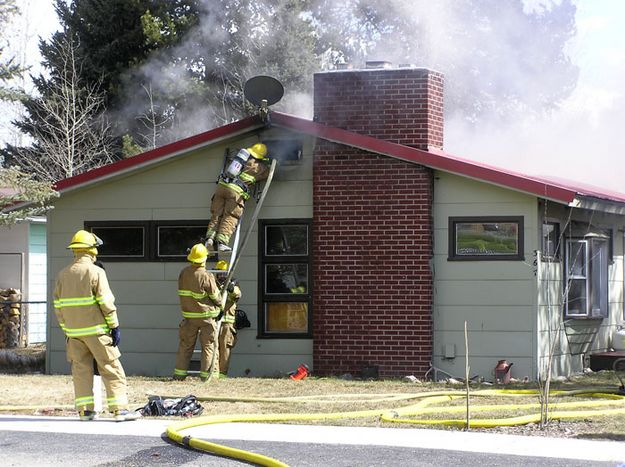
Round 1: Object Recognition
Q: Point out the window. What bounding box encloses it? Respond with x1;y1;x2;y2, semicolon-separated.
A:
448;216;524;261
86;221;149;260
84;220;209;262
259;219;312;338
565;235;609;319
542;222;561;260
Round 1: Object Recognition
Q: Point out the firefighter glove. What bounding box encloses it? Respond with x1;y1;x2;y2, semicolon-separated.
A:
111;327;121;347
227;282;235;293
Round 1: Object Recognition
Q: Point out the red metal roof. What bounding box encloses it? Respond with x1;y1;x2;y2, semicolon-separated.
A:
54;111;625;206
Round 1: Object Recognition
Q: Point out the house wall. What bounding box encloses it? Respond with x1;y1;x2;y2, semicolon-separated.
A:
536;203;625;377
47;130;314;377
0;223;28;292
432;171;539;382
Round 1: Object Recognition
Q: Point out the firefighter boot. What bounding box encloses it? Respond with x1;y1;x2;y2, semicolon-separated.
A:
79;410;97;421
114;409;141;422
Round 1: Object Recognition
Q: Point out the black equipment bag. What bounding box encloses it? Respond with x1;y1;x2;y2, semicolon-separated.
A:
234;309;251;330
140;395;204;417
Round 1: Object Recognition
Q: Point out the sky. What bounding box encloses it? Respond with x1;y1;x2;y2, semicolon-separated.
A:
2;0;624;194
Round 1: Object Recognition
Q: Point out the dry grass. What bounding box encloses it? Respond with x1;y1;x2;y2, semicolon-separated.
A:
2;368;625;440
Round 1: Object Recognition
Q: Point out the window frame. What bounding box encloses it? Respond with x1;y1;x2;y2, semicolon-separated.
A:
84;220;210;262
564;235;609;319
448;216;525;261
258;218;312;339
84;220;150;261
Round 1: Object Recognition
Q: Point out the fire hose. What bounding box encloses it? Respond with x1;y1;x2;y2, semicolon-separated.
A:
2;388;625;466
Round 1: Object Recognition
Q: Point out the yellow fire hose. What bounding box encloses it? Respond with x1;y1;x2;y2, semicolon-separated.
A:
2;388;625;466
164;388;625;466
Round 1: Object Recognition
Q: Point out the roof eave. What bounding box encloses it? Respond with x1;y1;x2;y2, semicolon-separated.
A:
570;196;625;216
54;116;264;195
271;112;578;204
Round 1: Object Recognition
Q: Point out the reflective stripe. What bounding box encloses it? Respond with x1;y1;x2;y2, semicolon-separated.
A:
75;395;94;408
182;310;220;319
179;289;221;306
216;233;230;244
223;316;235;324
54;296;97;308
104;315;119;327
174;368;188;376
218;180;250;200
239;172;256;183
64;323;110;337
178;289;208;300
106;395;128;407
95;292;115;305
199;371;210;378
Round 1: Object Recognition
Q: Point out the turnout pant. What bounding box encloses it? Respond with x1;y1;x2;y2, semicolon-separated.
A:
67;334;129;411
218;323;238;374
175;318;218;379
206;184;245;245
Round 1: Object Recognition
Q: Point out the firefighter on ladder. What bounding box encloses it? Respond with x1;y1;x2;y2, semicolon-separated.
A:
53;230;139;421
173;243;222;381
205;143;271;252
214;260;242;378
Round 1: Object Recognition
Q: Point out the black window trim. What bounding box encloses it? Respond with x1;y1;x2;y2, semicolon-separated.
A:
448;215;525;261
84;219;210;262
258;218;313;339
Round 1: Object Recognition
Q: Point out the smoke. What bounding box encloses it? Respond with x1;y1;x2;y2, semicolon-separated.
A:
116;0;624;194
445;1;625;194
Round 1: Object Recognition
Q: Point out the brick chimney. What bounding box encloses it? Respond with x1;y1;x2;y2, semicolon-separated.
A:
313;63;444;150
311;64;440;378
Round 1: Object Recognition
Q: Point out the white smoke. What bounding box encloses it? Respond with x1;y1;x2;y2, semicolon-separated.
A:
445;0;625;194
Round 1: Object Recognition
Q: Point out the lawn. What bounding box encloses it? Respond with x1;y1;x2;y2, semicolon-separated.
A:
1;366;625;441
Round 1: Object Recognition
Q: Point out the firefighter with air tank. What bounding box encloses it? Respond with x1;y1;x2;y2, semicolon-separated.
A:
205;143;271;252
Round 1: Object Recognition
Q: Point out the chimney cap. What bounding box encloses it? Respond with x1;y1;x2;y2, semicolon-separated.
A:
365;60;393;69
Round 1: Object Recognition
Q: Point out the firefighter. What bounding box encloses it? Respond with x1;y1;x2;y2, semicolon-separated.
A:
214;260;242;378
173;243;222;381
53;230;138;422
205;143;271;252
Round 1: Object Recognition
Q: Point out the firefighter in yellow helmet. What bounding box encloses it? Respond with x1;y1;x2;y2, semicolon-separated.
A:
205;143;271;252
214;260;242;377
173;243;223;381
53;230;138;421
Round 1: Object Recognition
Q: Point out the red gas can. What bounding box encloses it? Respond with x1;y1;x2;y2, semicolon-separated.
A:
494;359;513;384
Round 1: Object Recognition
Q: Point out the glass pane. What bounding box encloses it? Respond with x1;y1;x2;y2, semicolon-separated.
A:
91;227;144;257
455;222;518;256
589;238;608;317
158;226;206;257
265;225;308;256
567;241;586;277
265;264;308;294
266;302;308;333
567;279;587;315
542;223;559;257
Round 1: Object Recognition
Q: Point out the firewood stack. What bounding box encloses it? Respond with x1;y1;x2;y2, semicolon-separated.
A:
0;288;24;348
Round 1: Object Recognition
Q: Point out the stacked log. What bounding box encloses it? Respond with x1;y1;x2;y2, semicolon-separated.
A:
0;288;23;348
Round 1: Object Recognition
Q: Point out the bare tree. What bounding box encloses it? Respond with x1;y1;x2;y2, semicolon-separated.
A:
12;37;113;181
0;166;57;225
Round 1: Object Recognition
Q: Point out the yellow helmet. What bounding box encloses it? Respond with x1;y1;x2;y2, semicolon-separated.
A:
187;243;208;264
248;143;268;160
67;230;102;256
215;260;229;271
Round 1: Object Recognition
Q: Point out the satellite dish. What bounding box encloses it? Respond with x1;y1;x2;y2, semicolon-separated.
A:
244;75;284;107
